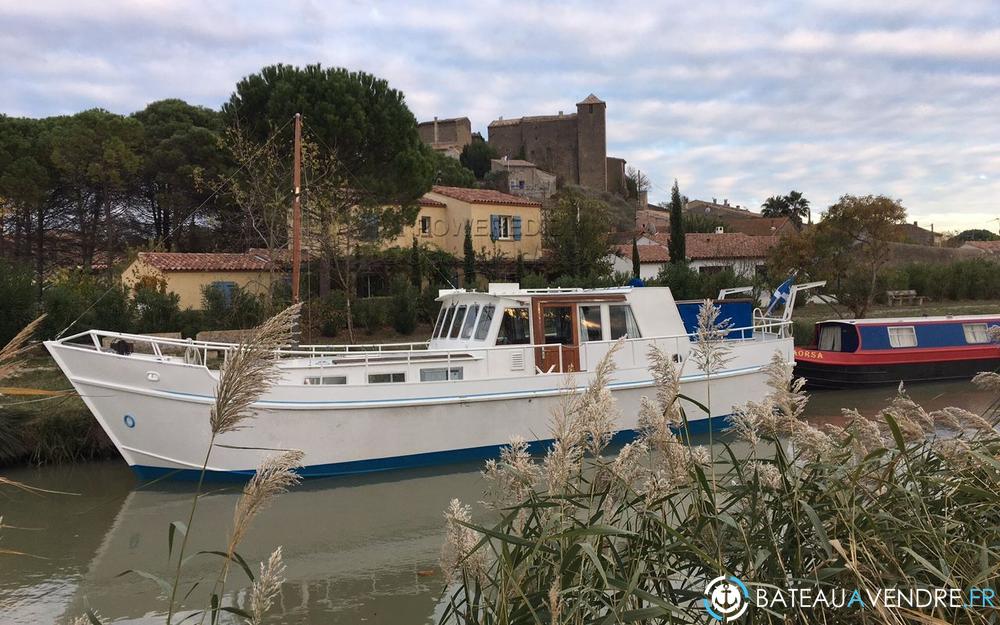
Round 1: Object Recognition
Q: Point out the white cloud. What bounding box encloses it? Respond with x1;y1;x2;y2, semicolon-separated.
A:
0;0;998;230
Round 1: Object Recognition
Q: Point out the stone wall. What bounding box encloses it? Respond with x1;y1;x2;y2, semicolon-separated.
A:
417;117;472;149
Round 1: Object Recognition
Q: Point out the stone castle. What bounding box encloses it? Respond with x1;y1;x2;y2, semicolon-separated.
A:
418;94;626;195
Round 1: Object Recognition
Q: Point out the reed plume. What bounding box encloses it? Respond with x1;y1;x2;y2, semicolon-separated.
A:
689;300;733;376
440;498;486;582
0;315;45;385
246;547;286;625
210;303;301;435
229;450;304;552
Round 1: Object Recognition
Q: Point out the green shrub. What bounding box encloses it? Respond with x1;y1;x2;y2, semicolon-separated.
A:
200;283;267;330
307;291;348;338
0;260;36;345
389;277;418;335
40;271;136;338
134;286;181;333
351;297;387;335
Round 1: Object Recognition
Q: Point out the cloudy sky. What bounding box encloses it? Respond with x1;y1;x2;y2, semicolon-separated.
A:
2;0;998;231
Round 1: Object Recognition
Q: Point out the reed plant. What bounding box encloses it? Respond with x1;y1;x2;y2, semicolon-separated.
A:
439;306;1000;625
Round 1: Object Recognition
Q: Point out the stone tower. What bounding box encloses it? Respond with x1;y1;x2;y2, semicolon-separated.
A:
575;94;607;191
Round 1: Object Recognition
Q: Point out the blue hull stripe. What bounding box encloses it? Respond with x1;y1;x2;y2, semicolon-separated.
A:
131;414;733;482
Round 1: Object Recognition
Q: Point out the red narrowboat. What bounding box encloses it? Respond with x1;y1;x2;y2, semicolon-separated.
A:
794;315;1000;389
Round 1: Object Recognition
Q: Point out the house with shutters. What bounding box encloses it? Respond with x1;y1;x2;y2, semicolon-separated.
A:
388;185;543;261
122;250;285;310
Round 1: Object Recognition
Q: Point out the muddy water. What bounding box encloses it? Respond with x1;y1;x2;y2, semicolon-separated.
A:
0;380;994;624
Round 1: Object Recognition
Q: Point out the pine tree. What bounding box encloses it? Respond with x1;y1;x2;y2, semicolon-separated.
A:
409;237;422;288
669;179;686;264
631;237;641;279
463;221;476;286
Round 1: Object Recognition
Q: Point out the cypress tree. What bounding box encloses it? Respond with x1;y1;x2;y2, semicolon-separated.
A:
409;237;422;288
669;179;686;264
631;237;641;279
463;221;476;286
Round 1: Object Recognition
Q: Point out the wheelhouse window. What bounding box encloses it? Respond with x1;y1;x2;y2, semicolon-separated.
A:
432;306;447;337
963;323;989;344
449;305;467;339
888;326;917;348
368;372;405;384
420;367;463;382
437;305;456;338
475;305;495;340
497;307;530;345
609;305;641;339
579;305;603;342
460;304;480;339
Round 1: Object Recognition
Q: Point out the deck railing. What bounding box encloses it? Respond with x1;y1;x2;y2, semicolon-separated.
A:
57;317;792;380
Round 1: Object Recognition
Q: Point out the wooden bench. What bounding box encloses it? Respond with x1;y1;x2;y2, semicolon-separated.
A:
886;290;928;306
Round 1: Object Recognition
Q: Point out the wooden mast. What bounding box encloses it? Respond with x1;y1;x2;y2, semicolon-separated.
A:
291;113;302;304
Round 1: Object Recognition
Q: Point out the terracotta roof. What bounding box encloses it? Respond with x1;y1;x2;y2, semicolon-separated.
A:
137;252;272;272
724;217;795;236
614;243;671;263
964;240;1000;254
430;185;542;207
418;196;447;208
616;233;779;263
686;233;778;259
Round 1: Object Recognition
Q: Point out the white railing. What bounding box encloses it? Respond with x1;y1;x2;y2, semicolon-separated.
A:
59;318;792;381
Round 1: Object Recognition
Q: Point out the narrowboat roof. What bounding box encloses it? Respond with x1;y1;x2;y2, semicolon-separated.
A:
817;314;1000;326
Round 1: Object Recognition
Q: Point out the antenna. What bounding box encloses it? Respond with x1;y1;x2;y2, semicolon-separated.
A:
291;113;302;304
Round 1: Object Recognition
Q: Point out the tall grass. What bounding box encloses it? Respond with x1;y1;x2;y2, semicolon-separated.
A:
439;316;1000;624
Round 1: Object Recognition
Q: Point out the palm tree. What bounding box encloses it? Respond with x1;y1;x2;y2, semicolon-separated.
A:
761;191;810;226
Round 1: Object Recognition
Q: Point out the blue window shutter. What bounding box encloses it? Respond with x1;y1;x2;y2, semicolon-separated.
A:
490;214;500;241
512;216;522;240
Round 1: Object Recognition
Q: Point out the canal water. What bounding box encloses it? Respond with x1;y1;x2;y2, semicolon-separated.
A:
1;381;995;625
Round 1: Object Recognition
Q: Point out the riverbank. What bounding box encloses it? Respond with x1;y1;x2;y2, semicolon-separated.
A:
0;351;116;465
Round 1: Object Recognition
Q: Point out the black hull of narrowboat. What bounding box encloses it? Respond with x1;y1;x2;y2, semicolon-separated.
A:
795;358;1000;390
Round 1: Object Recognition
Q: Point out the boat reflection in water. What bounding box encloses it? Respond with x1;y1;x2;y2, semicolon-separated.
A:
63;463;485;624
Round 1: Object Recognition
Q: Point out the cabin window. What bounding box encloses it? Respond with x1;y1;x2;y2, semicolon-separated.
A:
450;305;468;339
432;307;447;337
475;305;495;340
963;323;989;344
304;375;347;385
888;326;917;348
460;304;480;339
609;305;641;339
818;326;842;351
438;305;456;338
368;372;405;384
420;367;464;382
579;305;603;342
497;307;530;345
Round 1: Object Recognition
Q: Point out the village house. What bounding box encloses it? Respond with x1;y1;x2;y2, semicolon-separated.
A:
959;240;1000;255
609;232;779;280
416;116;472;159
387;185;544;261
122;251;284;310
895;220;943;246
489;158;557;200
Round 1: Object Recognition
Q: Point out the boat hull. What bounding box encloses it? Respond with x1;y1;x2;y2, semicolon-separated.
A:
47;338;789;479
795;356;1000;390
